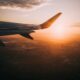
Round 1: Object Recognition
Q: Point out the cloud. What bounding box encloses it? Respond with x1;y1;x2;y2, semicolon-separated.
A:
0;0;49;10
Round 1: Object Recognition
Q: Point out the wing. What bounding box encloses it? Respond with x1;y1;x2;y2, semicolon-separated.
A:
0;12;62;44
0;21;36;40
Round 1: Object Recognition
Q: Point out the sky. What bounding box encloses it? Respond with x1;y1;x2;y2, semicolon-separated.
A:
0;0;80;24
0;0;80;42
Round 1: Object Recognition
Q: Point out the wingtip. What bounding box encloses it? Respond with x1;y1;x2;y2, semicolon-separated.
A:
40;12;62;29
57;12;62;15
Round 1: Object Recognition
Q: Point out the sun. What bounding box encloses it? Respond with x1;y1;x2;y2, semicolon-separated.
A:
53;26;68;39
47;25;73;43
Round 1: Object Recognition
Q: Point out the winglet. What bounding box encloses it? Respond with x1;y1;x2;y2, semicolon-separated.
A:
40;12;62;29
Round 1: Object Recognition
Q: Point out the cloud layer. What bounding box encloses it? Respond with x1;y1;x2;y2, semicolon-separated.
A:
0;0;47;9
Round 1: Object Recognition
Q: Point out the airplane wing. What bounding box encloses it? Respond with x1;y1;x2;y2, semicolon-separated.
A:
20;12;62;40
0;21;36;38
0;12;62;46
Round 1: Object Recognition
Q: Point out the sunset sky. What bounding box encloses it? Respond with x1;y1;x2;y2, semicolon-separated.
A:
1;1;80;80
0;0;80;42
0;0;80;24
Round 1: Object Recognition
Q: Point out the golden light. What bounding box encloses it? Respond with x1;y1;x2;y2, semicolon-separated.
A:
53;26;67;39
46;23;80;44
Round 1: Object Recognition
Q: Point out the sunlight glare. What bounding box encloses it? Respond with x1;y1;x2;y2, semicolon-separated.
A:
47;23;80;44
53;26;67;39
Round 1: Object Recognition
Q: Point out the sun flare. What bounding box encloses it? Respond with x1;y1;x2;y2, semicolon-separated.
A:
53;26;67;39
46;25;78;43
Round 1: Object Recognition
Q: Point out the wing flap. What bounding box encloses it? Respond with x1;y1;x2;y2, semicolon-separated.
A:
20;34;33;40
